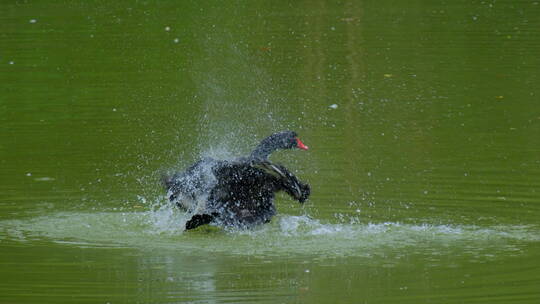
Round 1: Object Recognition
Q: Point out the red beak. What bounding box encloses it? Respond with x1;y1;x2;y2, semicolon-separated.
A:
295;137;309;150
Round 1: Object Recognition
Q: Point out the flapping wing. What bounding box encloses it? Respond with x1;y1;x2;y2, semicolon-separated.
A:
252;161;310;203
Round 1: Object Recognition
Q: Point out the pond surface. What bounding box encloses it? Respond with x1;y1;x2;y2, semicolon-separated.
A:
1;0;540;303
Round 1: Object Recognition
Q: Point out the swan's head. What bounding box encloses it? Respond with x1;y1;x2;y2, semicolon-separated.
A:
251;131;309;160
267;131;309;151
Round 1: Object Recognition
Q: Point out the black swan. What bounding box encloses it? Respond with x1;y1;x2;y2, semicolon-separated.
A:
162;131;311;230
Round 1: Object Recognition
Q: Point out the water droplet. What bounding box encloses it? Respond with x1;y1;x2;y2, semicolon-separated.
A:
34;177;55;182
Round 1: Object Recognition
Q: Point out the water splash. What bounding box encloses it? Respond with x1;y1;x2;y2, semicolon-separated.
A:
1;207;538;259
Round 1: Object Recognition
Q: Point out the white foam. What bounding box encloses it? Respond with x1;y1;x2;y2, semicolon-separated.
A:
1;210;538;258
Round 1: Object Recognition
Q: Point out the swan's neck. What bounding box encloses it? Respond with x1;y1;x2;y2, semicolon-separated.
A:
250;138;278;160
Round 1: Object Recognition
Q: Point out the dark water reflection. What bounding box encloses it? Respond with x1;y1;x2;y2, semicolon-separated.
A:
1;0;540;303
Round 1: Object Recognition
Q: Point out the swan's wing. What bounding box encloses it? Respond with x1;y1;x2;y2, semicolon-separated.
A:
251;160;288;179
251;161;310;203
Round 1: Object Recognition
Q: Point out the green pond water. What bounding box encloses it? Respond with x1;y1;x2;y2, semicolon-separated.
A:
1;0;540;303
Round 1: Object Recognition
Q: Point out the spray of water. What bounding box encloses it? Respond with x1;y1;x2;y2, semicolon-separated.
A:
1;209;538;259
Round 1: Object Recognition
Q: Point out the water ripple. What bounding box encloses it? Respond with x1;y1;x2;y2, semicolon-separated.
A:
1;209;538;260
